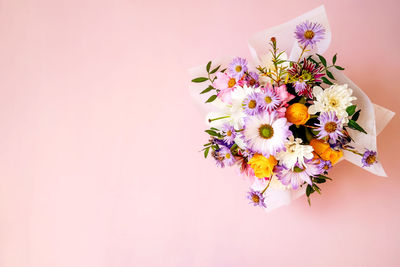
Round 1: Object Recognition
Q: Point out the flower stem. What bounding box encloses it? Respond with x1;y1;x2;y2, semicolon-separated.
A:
343;147;363;156
261;178;273;194
208;116;230;122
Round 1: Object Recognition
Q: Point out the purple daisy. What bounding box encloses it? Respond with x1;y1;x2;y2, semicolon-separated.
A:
247;189;267;208
221;123;236;145
294;21;326;48
245;71;259;87
259;88;281;112
316;112;344;141
317;159;332;172
278;160;323;190
243;92;262;116
361;150;378;167
228;57;248;80
218;146;236;166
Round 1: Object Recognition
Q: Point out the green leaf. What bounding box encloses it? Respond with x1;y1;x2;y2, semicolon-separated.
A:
335;65;345;70
205;95;217;103
210;127;219;131
192;77;208;83
326;70;335;80
318;174;332;181
317;54;327;67
221;68;227;73
348;120;367;134
209;65;220;74
306;184;314;197
206;61;211;73
204;147;210;158
313;184;321;194
352;110;361;121
205;129;219;136
313;177;326;183
346;105;357;116
333;54;337;64
200;86;214;94
321;77;333;85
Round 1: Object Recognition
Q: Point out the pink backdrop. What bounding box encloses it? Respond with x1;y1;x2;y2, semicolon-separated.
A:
0;0;399;266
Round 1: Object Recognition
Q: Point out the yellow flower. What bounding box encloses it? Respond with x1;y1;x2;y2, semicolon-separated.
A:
248;154;277;179
285;103;310;125
310;139;343;165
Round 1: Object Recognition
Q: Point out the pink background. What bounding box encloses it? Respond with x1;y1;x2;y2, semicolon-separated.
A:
0;0;399;266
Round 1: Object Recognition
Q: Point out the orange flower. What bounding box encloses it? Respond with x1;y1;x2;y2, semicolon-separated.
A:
310;139;343;165
248;154;277;179
285;103;310;125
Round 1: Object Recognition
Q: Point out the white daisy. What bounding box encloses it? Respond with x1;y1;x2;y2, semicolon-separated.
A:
244;112;291;157
276;136;314;170
308;84;357;123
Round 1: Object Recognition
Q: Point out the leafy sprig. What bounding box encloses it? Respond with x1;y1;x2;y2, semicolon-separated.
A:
191;61;221;103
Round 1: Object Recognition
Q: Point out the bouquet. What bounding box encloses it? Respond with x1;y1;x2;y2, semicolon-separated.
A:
189;6;394;211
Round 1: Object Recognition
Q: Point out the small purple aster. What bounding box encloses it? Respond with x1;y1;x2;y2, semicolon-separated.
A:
221;123;236;145
228;57;248;79
362;150;378;167
295;21;325;48
245;71;259;87
218;146;236;166
259;88;281;112
247;189;267;208
243;92;262;116
317;159;332;172
316;112;344;141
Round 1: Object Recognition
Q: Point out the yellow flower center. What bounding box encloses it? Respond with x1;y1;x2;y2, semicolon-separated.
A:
366;155;376;165
225;153;231;159
228;78;236;88
226;130;232;136
235;65;242;72
304;30;315;40
265;96;272;104
258;124;274;139
324;122;338;133
251;194;260;203
248;100;257;109
329;98;338;107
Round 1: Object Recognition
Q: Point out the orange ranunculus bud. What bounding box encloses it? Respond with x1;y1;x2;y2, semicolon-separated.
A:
285;103;310;125
310;139;343;165
248;154;277;179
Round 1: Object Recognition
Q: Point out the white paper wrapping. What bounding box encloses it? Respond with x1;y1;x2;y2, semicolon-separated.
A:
189;5;395;212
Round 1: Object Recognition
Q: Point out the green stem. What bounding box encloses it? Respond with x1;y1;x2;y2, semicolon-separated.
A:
261;178;273;194
343;147;363;156
208;116;230;122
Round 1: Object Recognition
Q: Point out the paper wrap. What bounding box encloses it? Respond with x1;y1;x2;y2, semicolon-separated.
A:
189;5;395;212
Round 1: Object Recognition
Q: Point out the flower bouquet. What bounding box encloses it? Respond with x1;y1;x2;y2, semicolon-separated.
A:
189;6;394;211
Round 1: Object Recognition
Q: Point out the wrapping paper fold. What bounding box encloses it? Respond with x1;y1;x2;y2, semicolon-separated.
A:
189;5;394;212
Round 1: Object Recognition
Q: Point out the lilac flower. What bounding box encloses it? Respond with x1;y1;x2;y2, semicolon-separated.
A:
243;92;262;116
221;123;236;145
247;189;267;208
318;159;332;172
228;57;248;79
278;160;323;190
245;71;259;87
259;88;281;112
316;112;344;141
362;150;378;167
295;21;325;48
218;146;236;166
